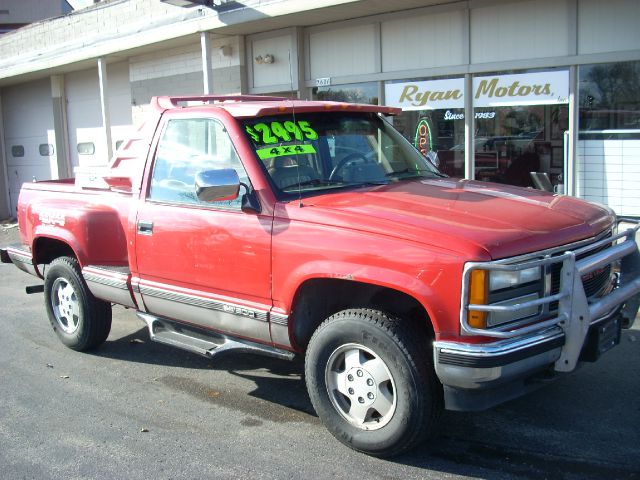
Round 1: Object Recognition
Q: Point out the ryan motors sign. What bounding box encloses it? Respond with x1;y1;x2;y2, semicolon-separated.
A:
385;71;569;110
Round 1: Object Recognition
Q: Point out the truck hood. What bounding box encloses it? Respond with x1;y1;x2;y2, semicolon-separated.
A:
290;178;614;260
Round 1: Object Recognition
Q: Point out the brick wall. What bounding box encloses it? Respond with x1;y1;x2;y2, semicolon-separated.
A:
0;0;190;61
129;34;245;106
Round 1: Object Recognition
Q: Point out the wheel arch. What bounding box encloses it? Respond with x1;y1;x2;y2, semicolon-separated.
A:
32;235;82;278
289;277;437;351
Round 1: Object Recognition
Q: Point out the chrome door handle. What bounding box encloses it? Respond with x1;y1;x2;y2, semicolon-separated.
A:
137;220;154;235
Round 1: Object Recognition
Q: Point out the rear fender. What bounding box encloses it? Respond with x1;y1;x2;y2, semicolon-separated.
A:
27;200;128;269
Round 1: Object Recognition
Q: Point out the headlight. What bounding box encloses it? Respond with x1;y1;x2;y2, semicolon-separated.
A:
489;267;541;291
467;266;543;330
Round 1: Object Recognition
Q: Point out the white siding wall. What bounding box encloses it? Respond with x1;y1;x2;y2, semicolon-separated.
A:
381;10;466;72
308;23;377;79
211;35;244;72
250;34;295;88
129;44;201;82
0;0;183;60
576;139;640;217
470;0;572;64
578;0;640;55
2;78;56;212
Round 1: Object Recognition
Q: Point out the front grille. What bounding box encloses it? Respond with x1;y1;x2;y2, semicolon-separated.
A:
549;239;613;310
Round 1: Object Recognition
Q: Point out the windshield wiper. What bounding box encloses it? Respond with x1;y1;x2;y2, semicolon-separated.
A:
289;179;346;188
386;168;448;179
282;179;390;194
282;179;349;191
346;180;390;187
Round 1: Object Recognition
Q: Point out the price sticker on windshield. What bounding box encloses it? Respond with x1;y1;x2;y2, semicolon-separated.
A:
256;144;317;160
246;121;318;145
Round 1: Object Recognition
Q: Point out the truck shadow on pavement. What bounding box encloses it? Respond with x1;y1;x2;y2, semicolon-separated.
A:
92;322;640;479
92;325;317;420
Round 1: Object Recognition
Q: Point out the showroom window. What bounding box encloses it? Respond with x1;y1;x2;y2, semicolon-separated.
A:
577;61;640;217
471;69;569;191
312;82;378;105
384;77;465;178
580;61;640;132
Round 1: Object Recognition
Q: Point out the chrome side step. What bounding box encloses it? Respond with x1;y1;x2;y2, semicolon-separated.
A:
136;312;295;361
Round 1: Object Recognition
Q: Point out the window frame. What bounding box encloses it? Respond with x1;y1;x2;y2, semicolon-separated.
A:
146;116;251;212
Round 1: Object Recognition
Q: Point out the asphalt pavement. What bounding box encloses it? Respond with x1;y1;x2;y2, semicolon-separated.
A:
0;223;639;480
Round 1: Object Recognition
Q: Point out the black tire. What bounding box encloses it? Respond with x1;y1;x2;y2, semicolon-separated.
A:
44;256;112;351
305;308;442;457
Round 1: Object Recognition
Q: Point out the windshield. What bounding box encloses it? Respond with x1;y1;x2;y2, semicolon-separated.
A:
241;112;443;197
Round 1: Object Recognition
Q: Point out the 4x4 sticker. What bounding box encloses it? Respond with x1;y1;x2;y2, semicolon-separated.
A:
256;144;317;160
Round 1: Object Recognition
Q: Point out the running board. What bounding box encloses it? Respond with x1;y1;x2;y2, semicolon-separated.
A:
136;312;295;361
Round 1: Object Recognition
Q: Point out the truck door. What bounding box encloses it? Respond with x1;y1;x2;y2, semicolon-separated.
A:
134;116;273;343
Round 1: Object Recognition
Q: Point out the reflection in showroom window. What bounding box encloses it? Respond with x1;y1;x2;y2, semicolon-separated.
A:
577;60;640;217
384;77;466;178
472;70;569;192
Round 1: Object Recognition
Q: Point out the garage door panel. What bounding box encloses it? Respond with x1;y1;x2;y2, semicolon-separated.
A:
8;164;49;187
2;79;56;213
66;61;132;169
3;79;55;139
5;133;56;168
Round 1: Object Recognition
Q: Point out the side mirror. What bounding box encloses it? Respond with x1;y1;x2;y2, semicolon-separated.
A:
195;169;240;202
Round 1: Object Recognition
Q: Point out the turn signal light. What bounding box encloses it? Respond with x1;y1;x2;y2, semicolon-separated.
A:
468;269;488;329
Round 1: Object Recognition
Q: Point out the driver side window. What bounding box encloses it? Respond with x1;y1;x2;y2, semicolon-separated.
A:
150;118;248;208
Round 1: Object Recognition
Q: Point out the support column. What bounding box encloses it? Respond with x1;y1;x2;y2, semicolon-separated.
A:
50;75;71;178
464;73;475;180
98;58;113;162
294;27;307;100
201;31;213;95
567;65;579;197
0;94;11;217
237;35;248;94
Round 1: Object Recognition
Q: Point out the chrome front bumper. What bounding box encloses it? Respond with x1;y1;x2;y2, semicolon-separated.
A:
434;222;640;411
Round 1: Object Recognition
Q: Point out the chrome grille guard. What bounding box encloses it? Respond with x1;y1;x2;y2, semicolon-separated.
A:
459;221;640;371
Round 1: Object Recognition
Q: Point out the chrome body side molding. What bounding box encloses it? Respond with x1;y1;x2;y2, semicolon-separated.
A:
82;265;136;308
136;280;290;346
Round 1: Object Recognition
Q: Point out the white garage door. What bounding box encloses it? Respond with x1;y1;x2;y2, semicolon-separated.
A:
66;62;132;170
2;78;57;214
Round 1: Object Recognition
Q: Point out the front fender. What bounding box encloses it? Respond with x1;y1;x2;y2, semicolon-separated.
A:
275;258;462;336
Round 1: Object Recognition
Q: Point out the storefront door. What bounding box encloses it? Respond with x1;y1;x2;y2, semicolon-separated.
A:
472;70;569;192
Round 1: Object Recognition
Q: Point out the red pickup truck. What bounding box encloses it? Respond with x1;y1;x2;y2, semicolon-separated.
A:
2;95;639;457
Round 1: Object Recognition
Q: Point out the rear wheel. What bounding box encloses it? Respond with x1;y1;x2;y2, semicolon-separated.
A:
305;308;442;457
44;256;112;351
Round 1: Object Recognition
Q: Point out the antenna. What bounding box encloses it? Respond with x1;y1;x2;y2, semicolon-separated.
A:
288;49;303;208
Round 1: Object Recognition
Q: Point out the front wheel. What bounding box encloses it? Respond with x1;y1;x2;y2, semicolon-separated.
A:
44;256;112;351
305;309;442;457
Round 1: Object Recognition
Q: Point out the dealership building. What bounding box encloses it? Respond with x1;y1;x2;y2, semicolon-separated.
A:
0;0;638;219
